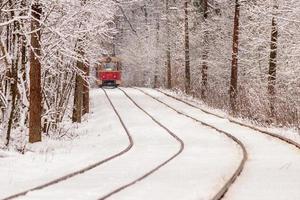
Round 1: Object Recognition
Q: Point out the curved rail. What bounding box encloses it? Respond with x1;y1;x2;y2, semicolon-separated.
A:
134;87;248;200
97;88;185;200
155;89;300;149
2;89;134;200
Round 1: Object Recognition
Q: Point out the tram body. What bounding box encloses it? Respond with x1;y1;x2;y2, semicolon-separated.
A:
96;56;122;87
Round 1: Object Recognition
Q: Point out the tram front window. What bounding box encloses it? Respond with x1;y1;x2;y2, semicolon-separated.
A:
104;63;116;71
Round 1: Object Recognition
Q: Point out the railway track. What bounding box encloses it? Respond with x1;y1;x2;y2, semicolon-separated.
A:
128;87;247;200
154;88;300;149
2;89;134;200
135;87;300;200
97;88;185;199
5;87;298;200
4;88;185;200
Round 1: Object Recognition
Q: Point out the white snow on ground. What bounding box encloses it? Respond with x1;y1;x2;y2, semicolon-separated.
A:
7;88;241;200
159;88;300;144
109;88;242;200
141;88;300;200
0;89;130;199
15;88;180;199
3;87;299;200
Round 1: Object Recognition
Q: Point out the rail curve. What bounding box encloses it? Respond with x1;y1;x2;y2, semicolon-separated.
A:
139;87;300;199
97;88;185;199
2;89;134;200
155;88;300;149
133;87;248;200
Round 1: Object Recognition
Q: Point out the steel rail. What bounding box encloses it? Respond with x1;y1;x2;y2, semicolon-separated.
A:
134;87;248;200
141;87;300;199
155;88;300;149
2;89;134;200
97;88;185;200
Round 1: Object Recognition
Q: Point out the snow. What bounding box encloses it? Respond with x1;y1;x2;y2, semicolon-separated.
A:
1;87;299;200
0;89;130;199
0;88;241;199
140;88;300;200
157;88;300;144
108;88;241;200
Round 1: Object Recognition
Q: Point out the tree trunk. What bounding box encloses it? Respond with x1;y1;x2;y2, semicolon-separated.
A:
6;47;18;146
184;0;191;94
268;4;278;118
72;43;84;123
72;75;83;123
201;0;208;100
73;0;88;120
83;63;89;115
154;15;160;88
229;0;240;115
29;3;42;143
165;0;172;89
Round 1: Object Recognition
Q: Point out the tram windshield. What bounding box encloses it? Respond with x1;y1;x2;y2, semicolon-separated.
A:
103;62;116;71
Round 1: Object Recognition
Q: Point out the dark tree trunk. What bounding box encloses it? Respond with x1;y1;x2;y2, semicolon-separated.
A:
229;0;240;115
29;3;42;143
72;75;83;123
154;15;160;88
184;0;190;94
6;45;18;146
73;0;88;120
165;0;172;89
83;63;89;115
201;0;208;100
72;43;84;123
268;7;278;118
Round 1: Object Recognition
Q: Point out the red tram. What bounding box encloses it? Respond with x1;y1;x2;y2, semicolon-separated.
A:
96;56;121;87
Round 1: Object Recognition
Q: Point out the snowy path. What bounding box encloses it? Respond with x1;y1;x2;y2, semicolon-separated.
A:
13;88;182;200
2;88;243;200
1;90;131;199
156;88;300;148
139;87;300;200
108;88;242;200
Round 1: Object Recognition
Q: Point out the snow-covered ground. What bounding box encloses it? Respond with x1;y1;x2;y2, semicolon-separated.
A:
0;88;241;200
108;88;241;200
0;90;130;199
1;87;299;200
157;88;300;145
140;88;300;200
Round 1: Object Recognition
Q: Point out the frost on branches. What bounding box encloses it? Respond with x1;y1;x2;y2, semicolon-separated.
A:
117;0;300;130
0;0;299;150
0;0;119;149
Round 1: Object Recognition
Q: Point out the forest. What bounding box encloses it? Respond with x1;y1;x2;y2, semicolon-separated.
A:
0;0;299;149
